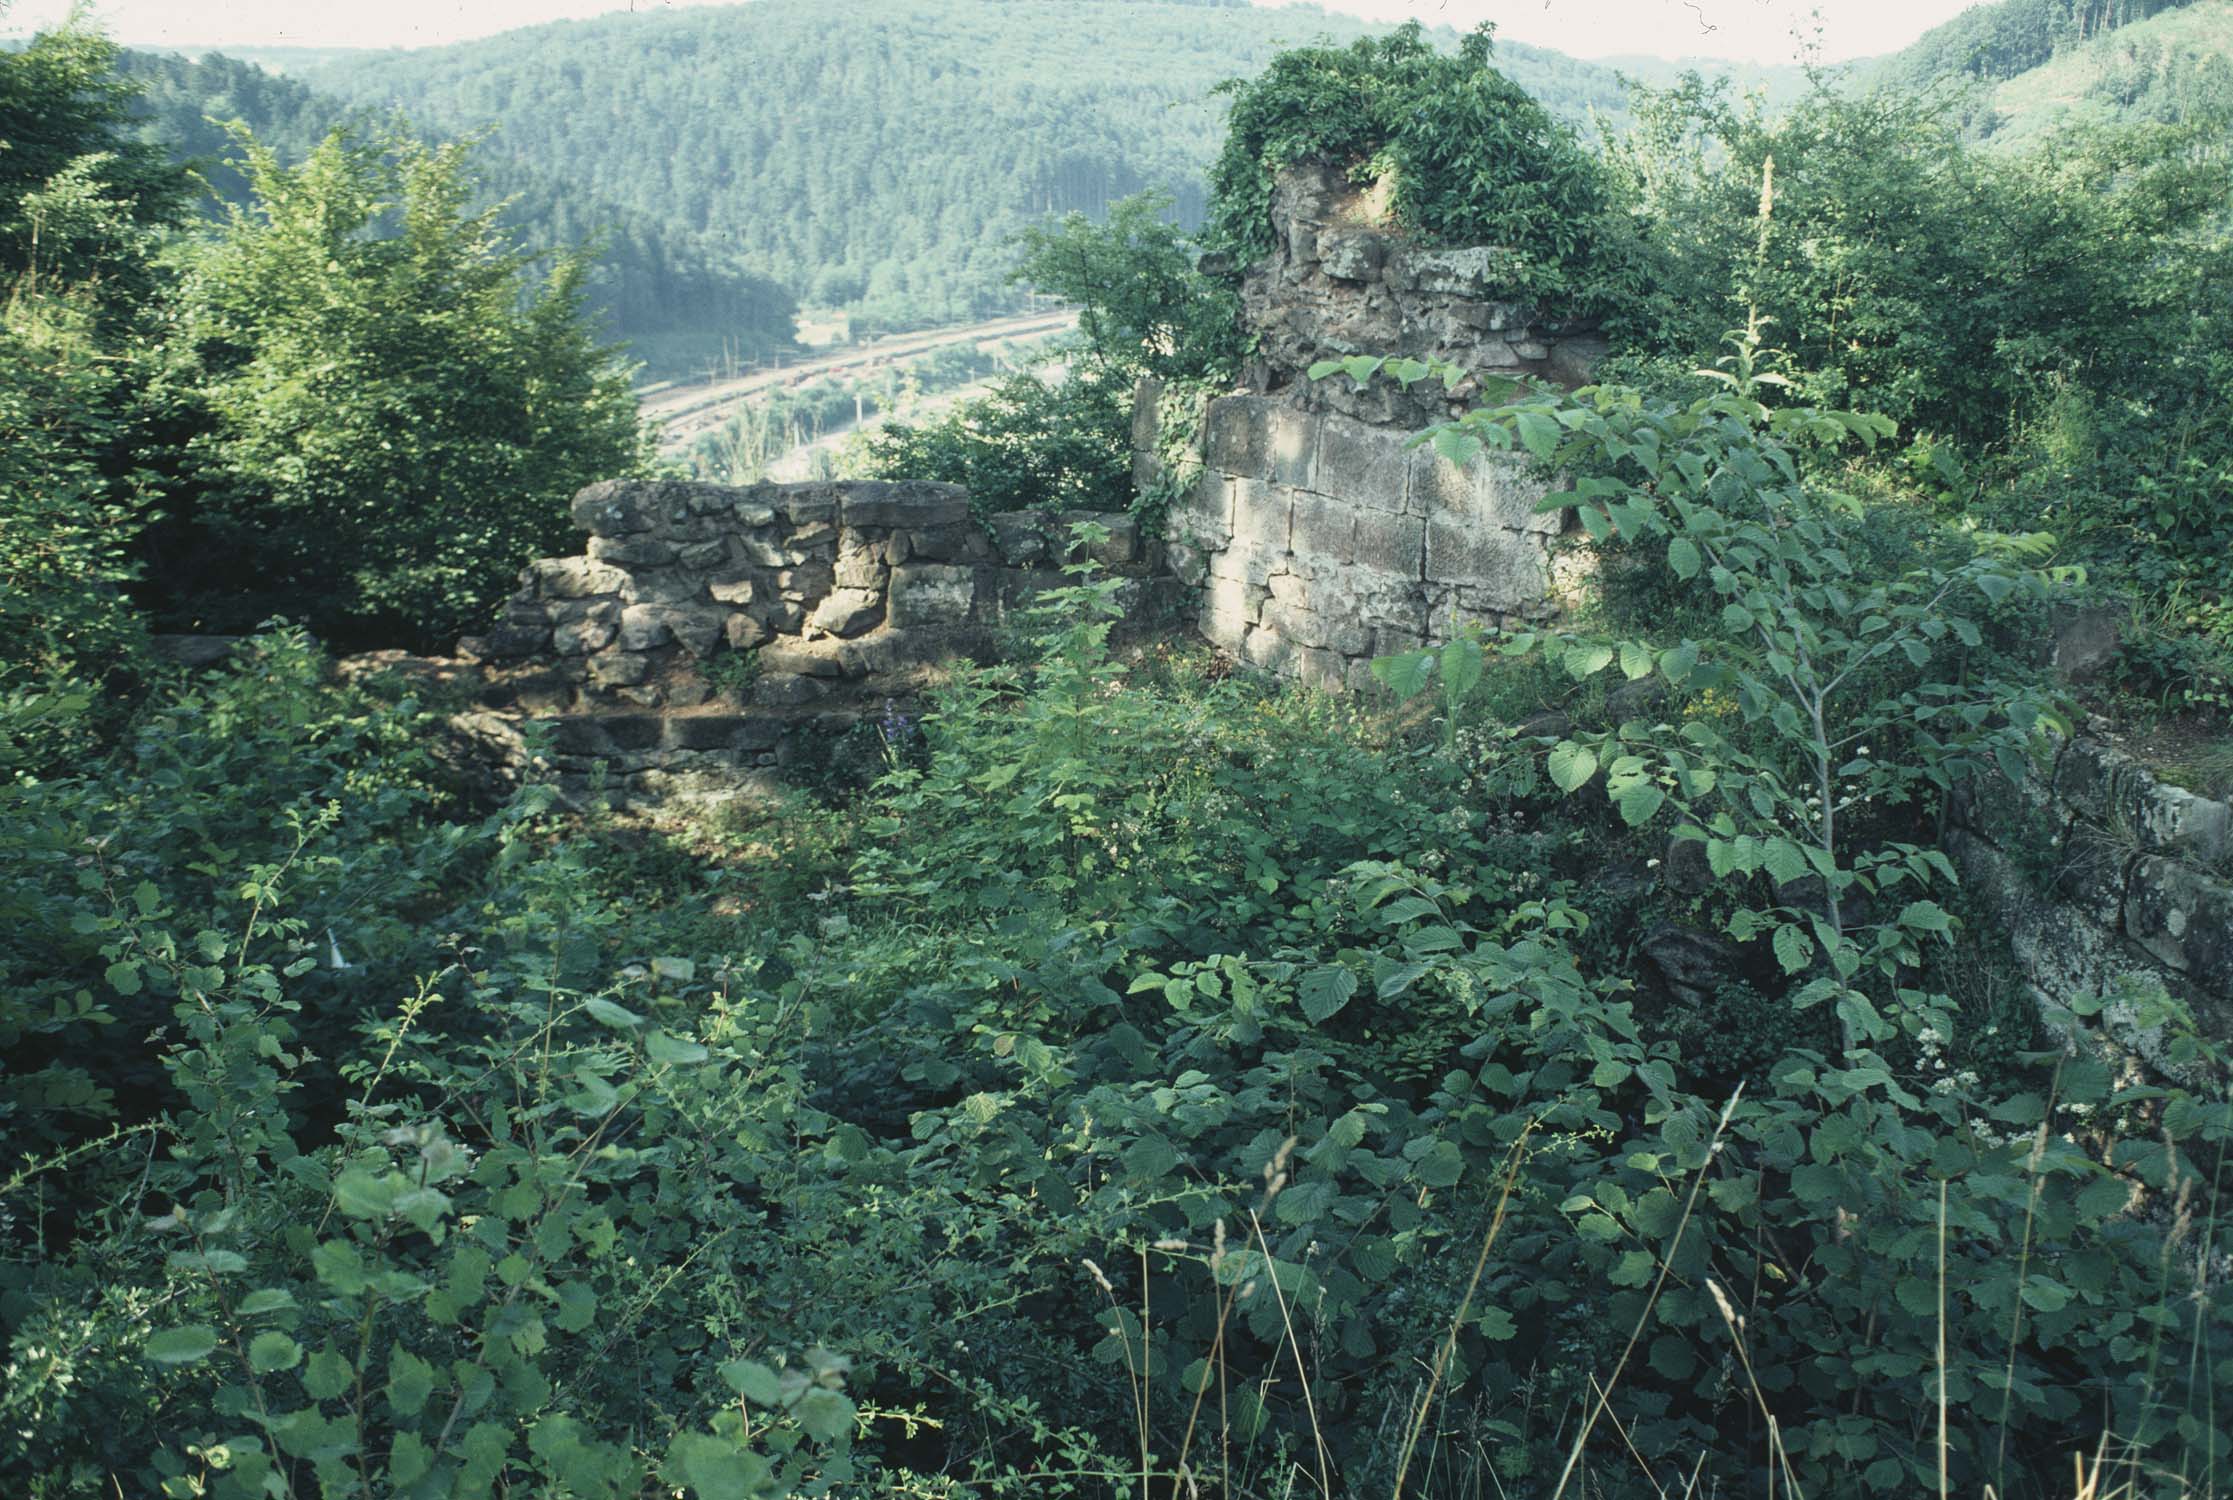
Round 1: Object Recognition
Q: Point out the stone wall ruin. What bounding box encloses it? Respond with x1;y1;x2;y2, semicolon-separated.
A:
453;478;1177;806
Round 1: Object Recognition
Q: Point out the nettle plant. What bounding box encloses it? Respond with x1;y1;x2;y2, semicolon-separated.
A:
1323;325;2066;1050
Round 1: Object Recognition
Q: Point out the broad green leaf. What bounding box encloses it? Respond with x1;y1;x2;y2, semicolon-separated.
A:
1370;649;1436;700
1615;782;1665;828
1514;409;1560;461
1299;966;1358;1024
581;997;641;1030
1773;924;1813;976
1666;537;1702;579
388;1346;437;1416
248;1331;302;1374
303;1346;353;1401
1563;641;1614;680
1547;741;1599;794
645;1028;709;1065
721;1358;784;1405
1439;634;1484;704
146;1325;219;1365
795;1386;856;1443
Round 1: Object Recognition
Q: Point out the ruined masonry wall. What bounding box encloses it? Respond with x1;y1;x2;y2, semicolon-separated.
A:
1241;162;1607;429
1135;392;1578;692
1948;727;2233;1064
457;478;1176;805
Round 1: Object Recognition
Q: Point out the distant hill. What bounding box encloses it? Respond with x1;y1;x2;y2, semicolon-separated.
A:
1968;0;2233;143
285;0;1669;339
117;47;798;377
1866;0;2231;143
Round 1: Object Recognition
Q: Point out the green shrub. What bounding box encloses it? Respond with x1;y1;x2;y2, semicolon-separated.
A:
167;130;647;652
1205;24;1621;315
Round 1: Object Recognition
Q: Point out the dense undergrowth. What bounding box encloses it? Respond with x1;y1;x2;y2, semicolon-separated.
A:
7;370;2230;1496
6;11;2233;1499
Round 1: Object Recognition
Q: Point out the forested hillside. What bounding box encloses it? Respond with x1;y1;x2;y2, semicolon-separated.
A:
116;48;798;373
1868;0;2233;140
1970;0;2233;141
290;0;1653;334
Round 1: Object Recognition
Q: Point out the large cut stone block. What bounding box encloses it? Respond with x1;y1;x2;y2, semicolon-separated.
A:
887;564;977;627
838;480;971;529
527;556;629;600
1199;575;1259;652
1202;396;1278;479
1231;480;1293;551
1408;446;1475;518
2127;858;2233;995
1313;416;1409;515
1167;472;1234;550
808;588;885;639
1266;407;1319;489
1424;520;1551;609
1481;458;1561;534
1354;511;1425;578
1290;493;1355;565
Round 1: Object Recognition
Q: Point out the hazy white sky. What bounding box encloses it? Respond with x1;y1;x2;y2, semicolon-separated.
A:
6;0;1977;64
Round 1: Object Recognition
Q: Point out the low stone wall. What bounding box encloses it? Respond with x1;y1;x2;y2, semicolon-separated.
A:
454;478;1178;805
1136;390;1575;690
1240;163;1607;428
1949;725;2233;1064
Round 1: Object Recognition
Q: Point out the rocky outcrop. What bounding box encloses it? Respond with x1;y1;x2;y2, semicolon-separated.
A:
1135;390;1580;691
1239;163;1607;429
447;479;1179;808
1948;725;2233;1067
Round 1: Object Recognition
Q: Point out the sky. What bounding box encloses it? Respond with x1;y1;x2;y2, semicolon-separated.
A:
4;0;1980;64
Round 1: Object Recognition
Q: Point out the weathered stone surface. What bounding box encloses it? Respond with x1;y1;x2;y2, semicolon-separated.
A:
552;606;618;655
837;481;970;529
528;556;629;600
758;642;845;678
808;588;884;639
475;476;1176;809
902;524;989;563
887;564;977;627
1290;494;1355;564
1234;164;1601;428
1060;511;1140;568
587;650;651;688
1641;924;1743;1008
2127;858;2233;993
616;604;674;652
752;672;829;707
988;511;1048;564
1231;480;1292;550
2048;604;2122;681
1313;418;1409;514
588;536;678;568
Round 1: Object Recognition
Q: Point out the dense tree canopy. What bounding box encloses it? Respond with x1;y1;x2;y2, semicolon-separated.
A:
168;131;646;649
118;48;797;377
287;0;1656;335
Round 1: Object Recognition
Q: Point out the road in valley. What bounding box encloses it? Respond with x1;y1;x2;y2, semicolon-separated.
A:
641;309;1078;456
